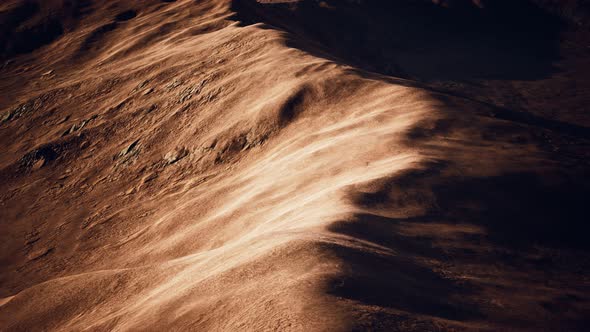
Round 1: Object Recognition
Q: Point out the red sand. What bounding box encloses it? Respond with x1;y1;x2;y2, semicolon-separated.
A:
1;0;590;330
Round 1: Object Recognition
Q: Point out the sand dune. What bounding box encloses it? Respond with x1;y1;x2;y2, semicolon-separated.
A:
1;0;590;330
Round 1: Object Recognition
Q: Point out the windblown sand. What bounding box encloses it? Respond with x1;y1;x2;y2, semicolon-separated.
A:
1;0;589;330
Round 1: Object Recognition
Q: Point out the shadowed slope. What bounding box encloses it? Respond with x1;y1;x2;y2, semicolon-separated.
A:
232;0;563;80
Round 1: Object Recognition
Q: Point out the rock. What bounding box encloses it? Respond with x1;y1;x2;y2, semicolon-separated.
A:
145;104;157;113
116;140;141;164
27;248;53;261
32;158;45;170
142;173;158;183
118;139;140;158
1;111;12;124
164;147;189;165
78;119;88;130
63;123;78;136
166;79;182;91
3;99;42;124
62;115;97;136
57;115;70;125
179;80;207;103
24;232;40;246
19;145;58;169
136;80;149;90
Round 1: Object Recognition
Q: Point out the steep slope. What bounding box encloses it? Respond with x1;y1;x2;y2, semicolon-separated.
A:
1;0;589;331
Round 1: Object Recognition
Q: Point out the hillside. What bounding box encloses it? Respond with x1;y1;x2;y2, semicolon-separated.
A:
1;0;589;330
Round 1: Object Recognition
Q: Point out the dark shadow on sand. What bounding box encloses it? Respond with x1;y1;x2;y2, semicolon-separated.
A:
231;0;563;81
229;2;590;328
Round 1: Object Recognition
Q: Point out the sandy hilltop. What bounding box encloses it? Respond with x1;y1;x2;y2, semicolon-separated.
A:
1;0;590;330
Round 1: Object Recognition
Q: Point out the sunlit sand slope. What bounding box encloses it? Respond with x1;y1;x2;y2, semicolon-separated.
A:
1;0;589;330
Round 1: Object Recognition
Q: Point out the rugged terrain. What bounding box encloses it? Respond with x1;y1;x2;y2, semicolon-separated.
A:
1;0;590;330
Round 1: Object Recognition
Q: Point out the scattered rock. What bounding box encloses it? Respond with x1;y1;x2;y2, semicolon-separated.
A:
145;104;157;113
57;115;70;125
115;139;141;164
31;158;46;170
25;231;40;246
63;124;77;136
119;140;140;157
143;87;154;96
135;80;149;91
78;119;89;130
27;247;53;261
142;172;158;183
166;79;182;91
164;147;189;165
2;97;44;124
1;111;11;124
20;145;58;170
202;86;222;103
62;115;98;136
179;80;207;103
